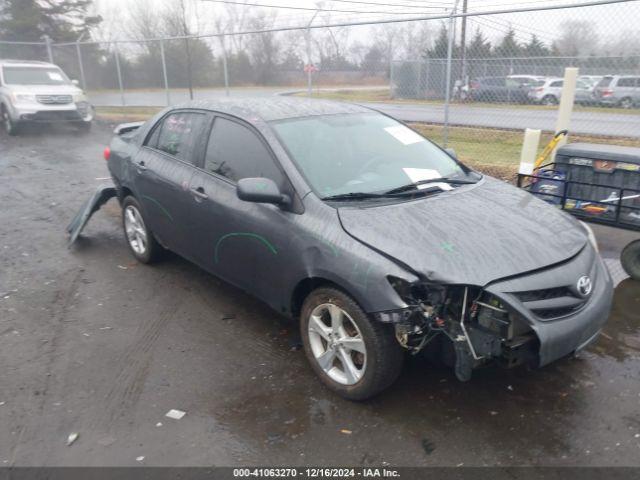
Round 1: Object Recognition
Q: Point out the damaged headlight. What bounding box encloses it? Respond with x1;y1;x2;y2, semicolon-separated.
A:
580;221;599;252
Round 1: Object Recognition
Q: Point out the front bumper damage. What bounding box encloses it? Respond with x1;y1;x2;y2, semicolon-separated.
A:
375;244;614;381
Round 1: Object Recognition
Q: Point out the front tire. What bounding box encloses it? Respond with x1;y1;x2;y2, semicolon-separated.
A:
2;106;20;136
122;196;161;264
619;97;633;109
621;239;640;281
300;287;403;400
541;95;558;106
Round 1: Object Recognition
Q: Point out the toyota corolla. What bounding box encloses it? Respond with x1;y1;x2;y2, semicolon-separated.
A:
70;98;614;400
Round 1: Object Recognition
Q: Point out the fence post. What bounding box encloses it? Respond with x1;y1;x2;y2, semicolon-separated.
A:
44;35;54;63
443;0;460;147
389;59;394;99
159;39;171;106
76;40;87;90
114;44;125;107
553;67;579;159
219;36;229;97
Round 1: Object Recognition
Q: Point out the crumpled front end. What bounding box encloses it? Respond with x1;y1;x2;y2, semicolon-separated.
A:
376;243;614;381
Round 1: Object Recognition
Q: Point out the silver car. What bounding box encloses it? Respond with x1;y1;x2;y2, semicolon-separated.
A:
0;59;93;135
594;75;640;108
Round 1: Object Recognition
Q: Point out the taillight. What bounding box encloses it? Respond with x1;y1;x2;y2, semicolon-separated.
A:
103;146;111;161
601;89;613;97
535;87;544;92
470;81;479;89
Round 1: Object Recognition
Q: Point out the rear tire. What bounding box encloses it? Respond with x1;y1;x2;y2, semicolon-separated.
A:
541;95;558;106
300;287;404;401
621;239;640;281
122;196;162;264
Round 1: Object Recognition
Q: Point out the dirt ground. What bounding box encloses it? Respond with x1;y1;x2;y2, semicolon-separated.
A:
0;122;639;467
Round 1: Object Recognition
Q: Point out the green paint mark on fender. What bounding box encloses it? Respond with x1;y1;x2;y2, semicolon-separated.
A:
214;232;278;263
440;242;455;253
141;195;174;222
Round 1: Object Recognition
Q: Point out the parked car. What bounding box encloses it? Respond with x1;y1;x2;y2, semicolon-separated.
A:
578;75;603;88
528;77;564;105
528;77;595;105
77;98;614;400
507;74;546;87
468;76;530;103
594;75;640;108
0;59;93;135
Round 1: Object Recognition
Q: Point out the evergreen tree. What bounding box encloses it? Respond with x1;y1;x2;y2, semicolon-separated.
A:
524;34;550;57
425;23;450;59
467;28;492;59
493;27;522;58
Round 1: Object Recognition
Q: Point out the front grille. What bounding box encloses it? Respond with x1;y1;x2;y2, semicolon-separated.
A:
36;94;72;105
23;110;82;121
512;287;573;303
510;286;587;321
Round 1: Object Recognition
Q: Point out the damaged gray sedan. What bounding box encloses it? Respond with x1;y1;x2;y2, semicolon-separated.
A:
74;98;614;400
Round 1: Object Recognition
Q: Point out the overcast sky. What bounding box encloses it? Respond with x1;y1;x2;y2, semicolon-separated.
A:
92;0;638;53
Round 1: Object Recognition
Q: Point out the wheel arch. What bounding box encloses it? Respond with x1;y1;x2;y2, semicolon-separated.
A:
290;276;361;321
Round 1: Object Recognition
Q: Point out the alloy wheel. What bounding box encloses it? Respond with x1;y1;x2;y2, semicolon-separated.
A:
124;205;148;255
307;303;367;386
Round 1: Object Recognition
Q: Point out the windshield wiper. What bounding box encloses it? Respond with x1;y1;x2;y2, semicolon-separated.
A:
384;177;477;195
322;192;393;201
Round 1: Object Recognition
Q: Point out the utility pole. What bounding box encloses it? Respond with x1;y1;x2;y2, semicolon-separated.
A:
460;0;469;89
306;10;320;96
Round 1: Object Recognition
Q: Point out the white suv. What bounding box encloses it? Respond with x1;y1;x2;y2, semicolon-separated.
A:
0;59;93;135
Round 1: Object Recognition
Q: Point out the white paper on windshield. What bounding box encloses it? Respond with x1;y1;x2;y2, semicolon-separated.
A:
47;71;63;81
384;125;425;145
402;168;453;190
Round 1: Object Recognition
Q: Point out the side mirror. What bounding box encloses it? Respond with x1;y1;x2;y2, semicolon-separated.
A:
445;148;457;159
237;177;290;206
71;79;80;86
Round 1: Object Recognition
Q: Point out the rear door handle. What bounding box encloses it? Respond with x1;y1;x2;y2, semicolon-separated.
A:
190;186;208;200
137;160;147;171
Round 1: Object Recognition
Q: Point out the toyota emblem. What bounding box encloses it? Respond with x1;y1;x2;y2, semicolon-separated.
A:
577;276;592;297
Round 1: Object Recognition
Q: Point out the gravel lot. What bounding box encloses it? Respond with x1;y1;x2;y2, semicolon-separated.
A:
0;123;639;467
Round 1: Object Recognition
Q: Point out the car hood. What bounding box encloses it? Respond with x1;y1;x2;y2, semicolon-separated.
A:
337;177;587;286
8;84;83;96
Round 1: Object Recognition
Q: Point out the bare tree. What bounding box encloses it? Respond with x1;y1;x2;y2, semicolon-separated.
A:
553;20;598;57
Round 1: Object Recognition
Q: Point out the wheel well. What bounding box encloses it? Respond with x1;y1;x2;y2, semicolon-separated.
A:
290;277;351;320
119;186;134;202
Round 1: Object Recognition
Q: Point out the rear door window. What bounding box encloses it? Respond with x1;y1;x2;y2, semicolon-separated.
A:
597;77;613;87
550;80;563;88
149;112;207;163
203;117;284;186
617;78;635;87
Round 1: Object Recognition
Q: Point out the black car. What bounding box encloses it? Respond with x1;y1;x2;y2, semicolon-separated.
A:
75;97;613;400
468;76;530;103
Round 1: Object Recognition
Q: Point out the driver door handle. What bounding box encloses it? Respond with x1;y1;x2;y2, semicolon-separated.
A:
137;160;147;172
190;186;208;200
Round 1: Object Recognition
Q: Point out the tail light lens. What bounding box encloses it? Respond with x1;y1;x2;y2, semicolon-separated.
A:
103;146;111;161
601;89;613;97
535;87;544;92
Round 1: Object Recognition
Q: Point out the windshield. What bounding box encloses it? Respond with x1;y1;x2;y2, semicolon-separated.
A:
271;113;472;198
2;66;70;85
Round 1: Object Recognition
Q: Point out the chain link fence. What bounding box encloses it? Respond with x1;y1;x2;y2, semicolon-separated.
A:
1;0;639;176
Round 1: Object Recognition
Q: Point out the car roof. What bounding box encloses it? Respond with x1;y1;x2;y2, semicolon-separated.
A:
180;96;373;122
0;59;58;68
